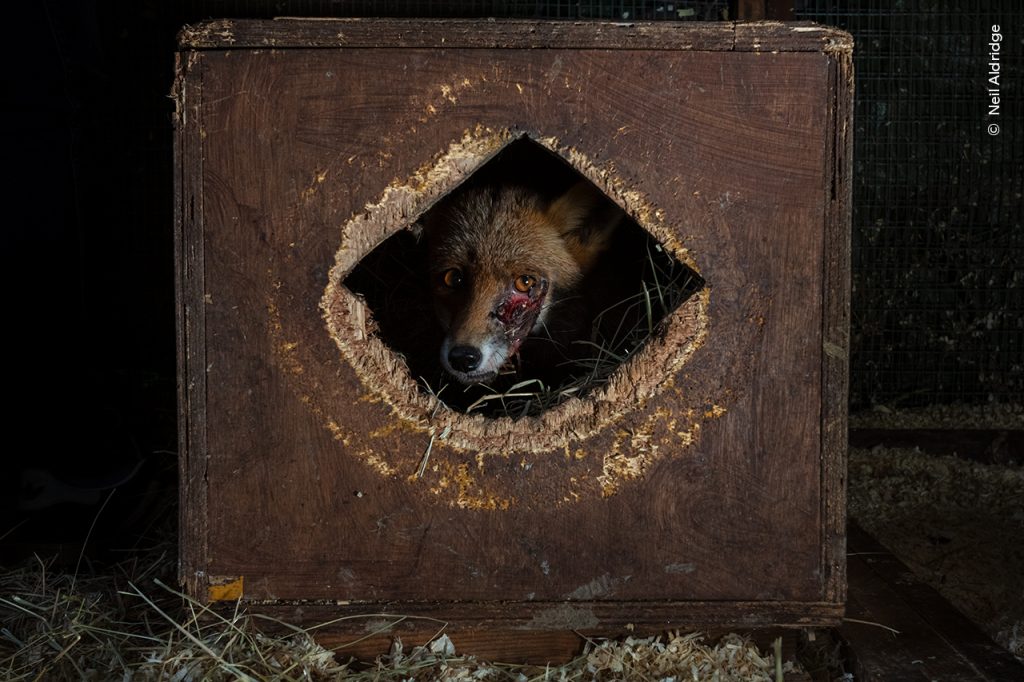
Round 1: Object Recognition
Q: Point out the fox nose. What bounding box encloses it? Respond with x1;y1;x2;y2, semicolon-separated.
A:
448;345;482;373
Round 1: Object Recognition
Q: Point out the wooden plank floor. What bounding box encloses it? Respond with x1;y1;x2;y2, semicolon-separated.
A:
842;522;1023;681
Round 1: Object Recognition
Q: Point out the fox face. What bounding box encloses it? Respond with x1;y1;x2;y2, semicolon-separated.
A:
423;183;621;384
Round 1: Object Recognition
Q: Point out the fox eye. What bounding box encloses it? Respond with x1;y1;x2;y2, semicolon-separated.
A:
441;268;463;289
514;275;536;293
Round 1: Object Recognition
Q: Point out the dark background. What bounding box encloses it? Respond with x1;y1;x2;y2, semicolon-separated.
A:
3;1;1020;560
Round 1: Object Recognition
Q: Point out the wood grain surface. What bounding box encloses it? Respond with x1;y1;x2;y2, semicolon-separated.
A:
175;20;852;631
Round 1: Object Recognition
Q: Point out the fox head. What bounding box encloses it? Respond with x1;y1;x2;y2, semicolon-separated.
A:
423;182;621;384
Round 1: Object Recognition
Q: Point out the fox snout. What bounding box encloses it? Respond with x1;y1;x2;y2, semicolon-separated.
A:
424;182;622;385
435;269;551;383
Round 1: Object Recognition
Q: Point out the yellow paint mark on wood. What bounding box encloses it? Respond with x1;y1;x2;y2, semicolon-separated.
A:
428;461;514;510
301;169;329;200
369;421;405;439
325;420;350;444
704;404;728;419
362;451;398;476
208;577;243;601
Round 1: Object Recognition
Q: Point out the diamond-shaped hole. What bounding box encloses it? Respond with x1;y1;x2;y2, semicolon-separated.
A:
343;138;704;418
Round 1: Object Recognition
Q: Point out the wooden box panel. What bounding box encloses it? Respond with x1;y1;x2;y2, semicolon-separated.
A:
175;19;852;631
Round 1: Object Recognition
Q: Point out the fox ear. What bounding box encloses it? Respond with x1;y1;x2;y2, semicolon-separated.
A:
546;182;623;272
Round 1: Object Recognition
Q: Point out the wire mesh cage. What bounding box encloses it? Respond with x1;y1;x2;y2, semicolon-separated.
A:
794;1;1023;408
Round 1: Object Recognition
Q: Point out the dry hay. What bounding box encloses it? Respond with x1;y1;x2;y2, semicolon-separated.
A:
1;552;800;681
848;445;1024;658
376;631;795;682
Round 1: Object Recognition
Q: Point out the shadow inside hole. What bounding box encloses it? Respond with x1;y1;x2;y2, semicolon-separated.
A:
343;138;704;418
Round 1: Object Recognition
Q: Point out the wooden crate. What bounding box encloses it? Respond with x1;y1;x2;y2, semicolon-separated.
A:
174;18;852;644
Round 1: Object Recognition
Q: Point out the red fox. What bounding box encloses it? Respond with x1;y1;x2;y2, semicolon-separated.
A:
423;182;623;385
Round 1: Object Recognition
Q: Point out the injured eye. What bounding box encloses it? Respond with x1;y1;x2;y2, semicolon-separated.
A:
442;268;464;289
514;274;536;293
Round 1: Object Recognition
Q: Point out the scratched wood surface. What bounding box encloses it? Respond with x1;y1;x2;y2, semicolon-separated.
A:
175;20;851;632
178;18;852;53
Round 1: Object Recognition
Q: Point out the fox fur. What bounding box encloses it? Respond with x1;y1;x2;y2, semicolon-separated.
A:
423;182;622;385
